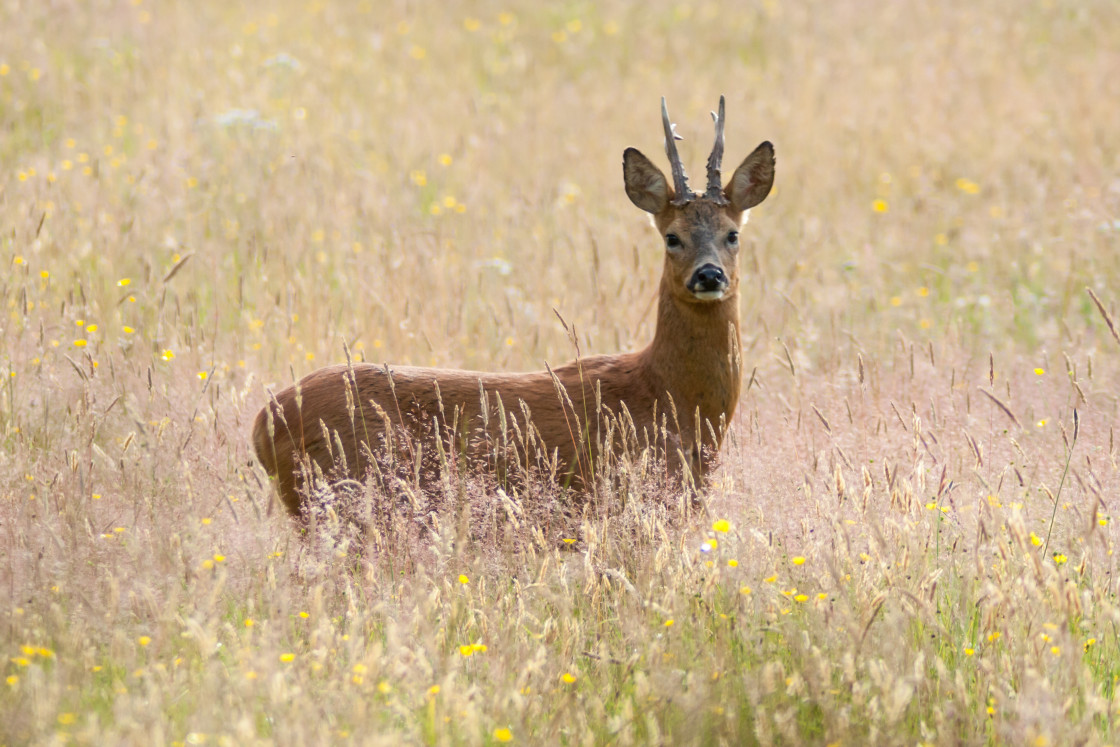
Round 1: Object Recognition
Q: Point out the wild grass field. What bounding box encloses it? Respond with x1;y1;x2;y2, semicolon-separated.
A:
2;0;1120;744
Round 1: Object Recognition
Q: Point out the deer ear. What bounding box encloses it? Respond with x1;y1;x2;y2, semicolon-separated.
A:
726;141;775;212
623;148;670;214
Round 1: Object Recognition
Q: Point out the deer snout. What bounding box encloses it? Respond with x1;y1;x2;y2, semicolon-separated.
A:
687;263;729;300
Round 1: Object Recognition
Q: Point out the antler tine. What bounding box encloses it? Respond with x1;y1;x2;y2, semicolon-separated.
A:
661;97;693;205
704;95;729;205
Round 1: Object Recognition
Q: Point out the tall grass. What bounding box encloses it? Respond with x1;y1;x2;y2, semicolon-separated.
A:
2;0;1120;744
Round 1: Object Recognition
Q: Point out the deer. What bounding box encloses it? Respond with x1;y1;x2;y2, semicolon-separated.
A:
252;96;774;518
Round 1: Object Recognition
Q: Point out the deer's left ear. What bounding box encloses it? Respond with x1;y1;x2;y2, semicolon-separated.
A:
726;141;775;213
623;148;670;214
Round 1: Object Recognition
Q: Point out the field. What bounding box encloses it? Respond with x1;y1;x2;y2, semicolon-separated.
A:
3;0;1120;744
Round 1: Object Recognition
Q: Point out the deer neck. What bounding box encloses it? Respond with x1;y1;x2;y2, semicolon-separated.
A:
642;281;742;441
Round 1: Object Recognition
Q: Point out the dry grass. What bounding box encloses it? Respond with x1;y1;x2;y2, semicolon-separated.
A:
3;0;1120;744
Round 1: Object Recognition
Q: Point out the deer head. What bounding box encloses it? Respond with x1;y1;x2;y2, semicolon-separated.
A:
623;96;774;305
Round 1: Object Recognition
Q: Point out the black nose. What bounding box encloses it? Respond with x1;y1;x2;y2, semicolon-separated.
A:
690;264;728;293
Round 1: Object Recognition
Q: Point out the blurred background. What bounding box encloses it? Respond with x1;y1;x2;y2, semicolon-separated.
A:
3;0;1118;392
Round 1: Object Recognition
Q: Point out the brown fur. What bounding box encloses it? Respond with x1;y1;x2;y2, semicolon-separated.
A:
252;105;775;517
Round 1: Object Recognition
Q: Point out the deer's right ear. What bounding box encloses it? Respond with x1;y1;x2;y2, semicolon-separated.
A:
623;148;670;214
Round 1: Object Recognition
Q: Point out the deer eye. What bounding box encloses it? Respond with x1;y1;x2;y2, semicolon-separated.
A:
665;233;682;251
726;231;739;246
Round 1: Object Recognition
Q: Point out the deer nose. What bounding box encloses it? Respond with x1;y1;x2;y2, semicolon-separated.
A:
689;264;728;294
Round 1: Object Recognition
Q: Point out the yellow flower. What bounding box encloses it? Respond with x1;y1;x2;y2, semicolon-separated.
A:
964;647;974;656
459;645;474;657
427;684;440;695
663;619;674;627
1030;532;1042;546
562;538;576;544
560;672;577;683
244;619;254;628
955;178;980;194
1053;553;1068;565
791;556;806;566
1050;646;1060;655
727;559;738;568
377;681;391;694
740;586;752;595
279;653;296;662
764;574;777;583
197;371;208;380
458;574;469;585
794;594;808;603
711;519;731;533
138;636;151;647
493;727;513;742
872;199;888;213
5;675;17;685
73;339;88;347
160;349;174;361
987;631;1002;642
1034;368;1045;376
299;611;309;619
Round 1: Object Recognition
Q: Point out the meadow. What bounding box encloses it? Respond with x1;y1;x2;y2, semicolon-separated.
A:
2;0;1120;744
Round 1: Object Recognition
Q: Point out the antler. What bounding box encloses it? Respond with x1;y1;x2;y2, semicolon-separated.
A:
661;97;694;205
704;95;729;205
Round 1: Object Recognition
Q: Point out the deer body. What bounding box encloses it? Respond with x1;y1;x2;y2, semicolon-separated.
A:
253;97;774;516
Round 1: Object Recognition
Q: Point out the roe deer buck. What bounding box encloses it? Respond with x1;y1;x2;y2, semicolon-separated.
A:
253;96;774;516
